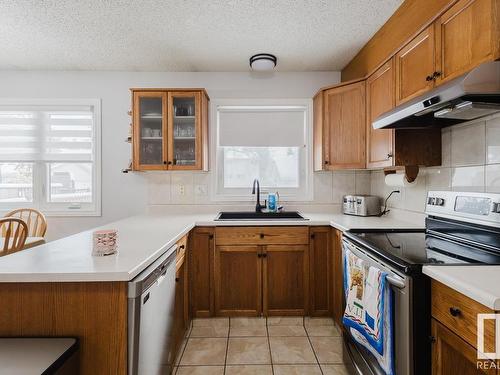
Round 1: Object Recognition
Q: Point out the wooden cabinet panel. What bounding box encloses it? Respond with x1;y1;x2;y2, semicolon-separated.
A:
263;244;309;316
173;254;187;364
435;0;498;84
309;227;332;316
313;92;328;171
366;60;395;168
190;227;214;317
432;319;496;375
332;229;344;326
324;81;366;169
0;282;127;375
132;91;168;170
395;25;436;105
432;280;496;353
215;226;309;246
214;245;262;316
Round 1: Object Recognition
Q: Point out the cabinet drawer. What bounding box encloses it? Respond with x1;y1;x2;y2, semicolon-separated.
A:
215;227;309;245
431;280;495;352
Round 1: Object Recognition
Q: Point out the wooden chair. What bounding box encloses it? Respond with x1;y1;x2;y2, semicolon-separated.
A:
0;218;28;255
5;208;47;238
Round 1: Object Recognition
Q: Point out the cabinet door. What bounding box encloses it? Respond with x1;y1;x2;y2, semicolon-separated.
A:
332;229;344;326
324;81;366;169
431;319;496;375
395;25;436;105
167;92;202;170
214;245;262;316
132;91;168;170
189;227;214;317
366;60;395;169
173;260;186;362
435;0;497;84
263;244;308;316
309;227;332;316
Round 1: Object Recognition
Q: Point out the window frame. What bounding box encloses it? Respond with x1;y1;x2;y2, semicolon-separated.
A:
0;98;102;217
210;98;313;202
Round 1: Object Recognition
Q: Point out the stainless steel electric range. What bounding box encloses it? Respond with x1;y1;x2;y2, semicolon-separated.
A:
342;191;500;375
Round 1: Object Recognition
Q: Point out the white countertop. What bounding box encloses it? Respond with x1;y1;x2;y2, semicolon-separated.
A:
423;266;500;310
0;338;77;374
0;211;424;283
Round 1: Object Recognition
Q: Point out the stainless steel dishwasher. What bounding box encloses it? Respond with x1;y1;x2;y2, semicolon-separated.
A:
128;245;177;375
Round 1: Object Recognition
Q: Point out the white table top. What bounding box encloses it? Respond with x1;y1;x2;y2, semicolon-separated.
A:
423;266;500;310
0;338;77;375
0;211;424;282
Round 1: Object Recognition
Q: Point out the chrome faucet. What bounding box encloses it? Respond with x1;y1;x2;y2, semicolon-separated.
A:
252;179;266;213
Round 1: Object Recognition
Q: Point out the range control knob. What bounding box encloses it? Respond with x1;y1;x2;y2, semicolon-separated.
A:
493;202;500;213
436;198;445;206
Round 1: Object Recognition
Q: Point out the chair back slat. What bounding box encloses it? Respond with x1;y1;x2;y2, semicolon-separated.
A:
5;209;47;237
0;218;28;255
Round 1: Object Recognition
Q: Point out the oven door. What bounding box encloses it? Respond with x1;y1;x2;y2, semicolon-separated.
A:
342;238;413;375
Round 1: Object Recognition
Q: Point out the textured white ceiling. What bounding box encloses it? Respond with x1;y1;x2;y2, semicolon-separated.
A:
0;0;403;71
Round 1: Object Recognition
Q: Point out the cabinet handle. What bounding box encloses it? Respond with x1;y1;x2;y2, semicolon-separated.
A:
257;253;262;258
449;307;461;317
387;152;393;159
260;233;265;239
426;75;434;82
262;253;267;258
180;245;185;249
433;71;442;80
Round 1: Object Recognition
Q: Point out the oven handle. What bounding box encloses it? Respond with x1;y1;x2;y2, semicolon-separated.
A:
386;275;406;289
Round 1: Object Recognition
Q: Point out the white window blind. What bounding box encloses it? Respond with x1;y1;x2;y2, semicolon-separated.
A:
0;106;93;162
218;107;306;147
0;100;100;216
213;101;312;202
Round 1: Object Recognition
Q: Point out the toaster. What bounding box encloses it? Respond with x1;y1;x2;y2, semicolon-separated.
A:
342;195;381;217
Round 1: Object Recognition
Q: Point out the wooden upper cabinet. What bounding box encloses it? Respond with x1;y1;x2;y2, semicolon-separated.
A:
435;0;499;84
395;25;436;105
314;80;366;170
366;60;395;168
131;88;209;171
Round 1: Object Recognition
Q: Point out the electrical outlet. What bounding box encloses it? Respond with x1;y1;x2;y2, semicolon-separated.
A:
179;184;185;195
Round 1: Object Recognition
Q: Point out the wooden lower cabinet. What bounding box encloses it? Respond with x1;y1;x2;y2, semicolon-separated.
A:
214;245;262;316
189;227;215;317
432;319;496;375
309;227;332;316
332;229;344;326
264;244;309;316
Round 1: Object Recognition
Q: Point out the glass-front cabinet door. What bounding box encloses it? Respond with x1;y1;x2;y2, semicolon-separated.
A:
167;92;201;170
132;91;167;170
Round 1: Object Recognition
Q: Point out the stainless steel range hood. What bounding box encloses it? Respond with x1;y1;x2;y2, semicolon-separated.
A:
373;61;500;129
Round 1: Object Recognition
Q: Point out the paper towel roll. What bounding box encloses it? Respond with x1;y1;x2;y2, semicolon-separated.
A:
384;173;416;187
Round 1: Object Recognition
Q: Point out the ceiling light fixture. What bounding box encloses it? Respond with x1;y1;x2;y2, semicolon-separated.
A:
249;53;277;71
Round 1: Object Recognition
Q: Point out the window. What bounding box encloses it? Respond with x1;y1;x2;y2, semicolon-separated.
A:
212;100;312;201
0;99;101;216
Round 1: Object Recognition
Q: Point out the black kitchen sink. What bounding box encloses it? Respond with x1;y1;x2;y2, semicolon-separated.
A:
215;211;307;221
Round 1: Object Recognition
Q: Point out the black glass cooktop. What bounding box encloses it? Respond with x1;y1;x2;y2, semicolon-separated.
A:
346;228;500;272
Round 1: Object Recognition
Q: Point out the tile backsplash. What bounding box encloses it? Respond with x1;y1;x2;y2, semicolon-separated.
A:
370;113;500;213
147;170;371;206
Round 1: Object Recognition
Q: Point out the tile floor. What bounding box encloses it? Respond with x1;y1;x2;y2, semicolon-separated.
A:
174;316;353;375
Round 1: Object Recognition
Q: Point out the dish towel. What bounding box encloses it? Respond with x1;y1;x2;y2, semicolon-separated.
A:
343;246;395;375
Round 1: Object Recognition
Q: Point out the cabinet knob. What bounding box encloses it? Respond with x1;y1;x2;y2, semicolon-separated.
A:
449;307;461;317
175;277;180;282
310;234;315;239
260;233;265;239
429;335;436;344
426;75;434;82
257;253;262;258
324;161;329;165
262;253;267;258
433;71;442;80
168;161;173;165
180;245;185;250
163;161;167;165
209;234;214;240
387;152;393;159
